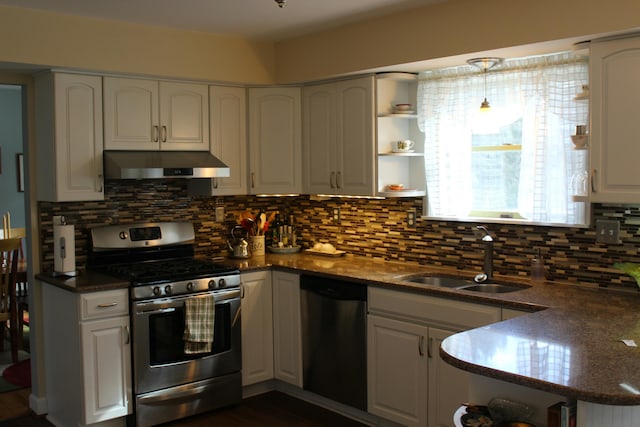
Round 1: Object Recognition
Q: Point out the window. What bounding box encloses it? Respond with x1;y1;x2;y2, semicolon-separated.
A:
417;52;589;226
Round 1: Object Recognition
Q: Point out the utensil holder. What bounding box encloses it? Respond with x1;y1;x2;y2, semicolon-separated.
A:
250;235;265;256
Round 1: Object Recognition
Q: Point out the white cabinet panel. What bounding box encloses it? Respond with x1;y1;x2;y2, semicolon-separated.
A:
42;285;131;427
104;77;209;151
303;76;375;196
81;316;131;424
249;87;302;194
36;73;104;201
240;271;274;386
590;36;640;202
367;314;428;427
272;271;302;387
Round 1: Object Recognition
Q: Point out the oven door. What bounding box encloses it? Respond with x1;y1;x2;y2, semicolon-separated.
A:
132;288;241;394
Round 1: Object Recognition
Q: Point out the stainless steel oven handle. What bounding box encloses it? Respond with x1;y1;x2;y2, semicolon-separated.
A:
137;382;212;405
136;307;177;315
134;289;241;314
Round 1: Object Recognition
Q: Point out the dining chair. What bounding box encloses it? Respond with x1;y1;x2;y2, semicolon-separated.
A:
0;237;21;363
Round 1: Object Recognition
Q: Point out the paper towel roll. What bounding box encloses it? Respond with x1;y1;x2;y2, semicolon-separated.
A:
54;223;76;275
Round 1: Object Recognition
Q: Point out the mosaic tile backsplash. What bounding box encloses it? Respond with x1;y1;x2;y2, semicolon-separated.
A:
38;179;640;291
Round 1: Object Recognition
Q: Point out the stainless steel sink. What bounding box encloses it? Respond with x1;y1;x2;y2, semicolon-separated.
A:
400;275;472;288
397;274;530;293
458;283;530;293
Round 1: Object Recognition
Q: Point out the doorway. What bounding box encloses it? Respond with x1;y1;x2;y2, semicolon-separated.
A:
0;74;45;413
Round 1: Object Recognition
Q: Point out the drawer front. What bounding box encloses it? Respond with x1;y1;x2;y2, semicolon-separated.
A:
368;287;500;330
80;289;129;320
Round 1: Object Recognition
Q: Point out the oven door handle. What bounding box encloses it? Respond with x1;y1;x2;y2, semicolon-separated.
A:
137;307;177;315
137;381;214;405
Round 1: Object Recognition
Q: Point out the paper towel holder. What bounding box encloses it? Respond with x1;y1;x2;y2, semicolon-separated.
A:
52;215;78;277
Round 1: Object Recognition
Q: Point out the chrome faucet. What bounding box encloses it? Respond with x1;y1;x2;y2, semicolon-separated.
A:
475;225;494;282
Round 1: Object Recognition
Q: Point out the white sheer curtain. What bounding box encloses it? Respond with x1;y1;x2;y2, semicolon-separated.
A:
417;52;588;224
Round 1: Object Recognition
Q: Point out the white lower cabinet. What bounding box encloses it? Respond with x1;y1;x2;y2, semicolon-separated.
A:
367;287;501;427
240;271;274;386
272;271;302;387
42;284;131;427
240;270;302;389
368;314;428;426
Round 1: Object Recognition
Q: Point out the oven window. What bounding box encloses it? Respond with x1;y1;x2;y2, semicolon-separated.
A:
148;302;232;365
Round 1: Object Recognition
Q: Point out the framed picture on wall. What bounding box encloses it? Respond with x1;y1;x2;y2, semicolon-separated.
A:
16;153;24;192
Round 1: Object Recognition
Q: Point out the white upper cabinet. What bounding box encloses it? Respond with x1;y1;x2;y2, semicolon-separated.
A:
35;72;104;202
189;85;247;195
248;87;302;194
104;77;209;151
303;76;375;196
590;36;640;203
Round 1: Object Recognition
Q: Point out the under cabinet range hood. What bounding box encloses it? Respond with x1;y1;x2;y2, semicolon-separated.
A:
104;150;230;179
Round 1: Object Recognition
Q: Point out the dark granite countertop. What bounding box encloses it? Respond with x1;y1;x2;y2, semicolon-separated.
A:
38;252;640;405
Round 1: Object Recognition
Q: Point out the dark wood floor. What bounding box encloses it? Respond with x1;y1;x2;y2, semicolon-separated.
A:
0;391;367;427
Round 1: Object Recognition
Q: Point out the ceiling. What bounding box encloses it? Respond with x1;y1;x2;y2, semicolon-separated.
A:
0;0;442;42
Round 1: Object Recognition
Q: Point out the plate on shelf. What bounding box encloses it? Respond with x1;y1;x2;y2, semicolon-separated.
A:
269;246;302;254
304;249;347;257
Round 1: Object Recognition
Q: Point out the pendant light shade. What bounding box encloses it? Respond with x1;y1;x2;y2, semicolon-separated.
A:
275;0;286;7
467;57;503;111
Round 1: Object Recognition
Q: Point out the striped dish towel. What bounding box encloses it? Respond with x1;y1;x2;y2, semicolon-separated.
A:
183;295;215;354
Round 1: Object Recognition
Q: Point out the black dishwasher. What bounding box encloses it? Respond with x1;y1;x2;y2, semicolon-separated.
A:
300;275;367;411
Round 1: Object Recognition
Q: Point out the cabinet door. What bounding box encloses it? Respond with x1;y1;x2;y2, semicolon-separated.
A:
159;82;209;151
103;77;160;150
272;271;302;387
80;316;132;424
205;85;247;195
367;314;428;427
428;327;468;427
38;73;104;202
591;36;640;202
335;77;375;196
302;83;336;194
240;271;274;386
249;87;302;194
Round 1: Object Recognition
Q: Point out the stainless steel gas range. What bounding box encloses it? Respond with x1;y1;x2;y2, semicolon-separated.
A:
88;222;242;427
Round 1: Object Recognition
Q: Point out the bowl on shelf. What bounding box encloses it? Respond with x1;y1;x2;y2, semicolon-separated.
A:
386;184;404;191
571;134;588;148
394;103;412;112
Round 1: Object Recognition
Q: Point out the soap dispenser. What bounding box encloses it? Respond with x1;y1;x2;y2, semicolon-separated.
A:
531;248;545;283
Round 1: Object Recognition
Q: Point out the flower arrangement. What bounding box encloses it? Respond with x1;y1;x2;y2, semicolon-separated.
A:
238;210;275;236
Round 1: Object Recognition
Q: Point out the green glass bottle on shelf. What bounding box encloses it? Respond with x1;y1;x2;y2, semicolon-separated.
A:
271;212;282;247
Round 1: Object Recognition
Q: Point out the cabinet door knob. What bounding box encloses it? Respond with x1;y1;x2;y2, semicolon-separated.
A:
251;172;255;188
161;125;167;142
591;168;597;193
330;171;336;189
418;335;425;356
124;325;130;345
97;174;103;192
213;178;218;189
153;125;159;142
336;171;342;189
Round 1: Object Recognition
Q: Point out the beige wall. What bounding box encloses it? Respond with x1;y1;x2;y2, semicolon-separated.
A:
275;0;640;83
0;6;276;84
2;1;640;85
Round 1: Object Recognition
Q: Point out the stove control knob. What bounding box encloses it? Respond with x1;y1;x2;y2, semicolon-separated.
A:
164;285;172;295
186;282;194;292
153;286;161;296
219;278;226;288
208;279;216;289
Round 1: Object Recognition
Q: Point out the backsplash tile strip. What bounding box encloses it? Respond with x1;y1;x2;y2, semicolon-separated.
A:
36;179;640;292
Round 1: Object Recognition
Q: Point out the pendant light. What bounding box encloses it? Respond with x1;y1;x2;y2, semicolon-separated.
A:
467;57;503;111
274;0;286;7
